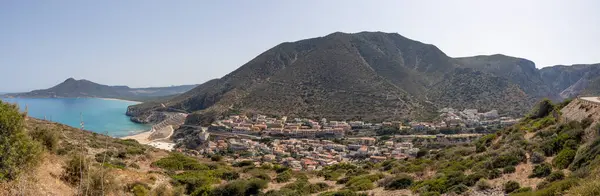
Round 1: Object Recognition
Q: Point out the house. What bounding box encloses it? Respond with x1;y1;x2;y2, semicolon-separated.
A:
370;156;387;163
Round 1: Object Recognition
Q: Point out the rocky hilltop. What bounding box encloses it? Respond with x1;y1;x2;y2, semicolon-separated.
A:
6;78;197;101
127;31;600;125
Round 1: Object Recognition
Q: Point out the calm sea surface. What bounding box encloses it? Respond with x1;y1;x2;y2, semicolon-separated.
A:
1;98;151;137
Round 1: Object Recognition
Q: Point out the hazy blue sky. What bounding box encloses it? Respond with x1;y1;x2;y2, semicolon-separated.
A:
1;0;599;92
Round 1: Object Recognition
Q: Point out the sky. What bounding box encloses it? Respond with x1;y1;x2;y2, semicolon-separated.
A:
1;0;599;92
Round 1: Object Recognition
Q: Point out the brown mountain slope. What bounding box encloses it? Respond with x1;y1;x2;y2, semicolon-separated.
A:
127;32;600;125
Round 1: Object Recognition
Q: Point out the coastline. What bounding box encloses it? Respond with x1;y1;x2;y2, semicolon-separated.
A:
99;97;142;104
121;126;175;151
121;130;152;144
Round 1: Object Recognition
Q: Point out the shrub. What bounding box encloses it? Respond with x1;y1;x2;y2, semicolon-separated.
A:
476;179;492;190
0;102;42;180
62;155;90;185
504;181;520;193
488;169;502;179
421;192;441;196
130;183;150;196
513;187;532;194
581;117;594;129
503;165;516;174
233;160;254;167
211;155;223;162
529;163;552;178
380;175;413;190
171;171;220;194
449;184;468;194
211;178;268;196
568;180;600;196
530;151;546;164
151;153;208;171
318;190;367;196
553;148;576;169
513;179;579;196
275;170;292;183
546;171;565;182
85;168;118;196
30;127;59;152
221;171;240;181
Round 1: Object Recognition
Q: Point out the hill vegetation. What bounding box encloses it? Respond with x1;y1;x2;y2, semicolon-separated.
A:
127;31;600;125
5;97;600;195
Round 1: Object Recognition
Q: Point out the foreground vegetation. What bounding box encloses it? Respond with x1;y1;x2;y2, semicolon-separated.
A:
2;98;600;195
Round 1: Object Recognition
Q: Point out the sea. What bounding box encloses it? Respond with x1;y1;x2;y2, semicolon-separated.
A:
0;98;151;137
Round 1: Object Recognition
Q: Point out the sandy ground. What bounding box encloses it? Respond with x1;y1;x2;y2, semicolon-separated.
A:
122;126;175;151
122;131;152;144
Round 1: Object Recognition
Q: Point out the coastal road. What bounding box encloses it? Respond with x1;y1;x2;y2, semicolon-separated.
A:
581;97;600;104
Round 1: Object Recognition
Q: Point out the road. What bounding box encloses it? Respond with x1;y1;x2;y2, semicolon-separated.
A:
581;97;600;104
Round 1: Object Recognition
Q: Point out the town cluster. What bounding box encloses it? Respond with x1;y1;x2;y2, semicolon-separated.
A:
198;137;419;171
410;108;520;131
187;109;518;171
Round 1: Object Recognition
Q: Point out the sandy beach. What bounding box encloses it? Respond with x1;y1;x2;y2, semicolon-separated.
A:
121;126;176;151
122;130;152;144
99;98;142;104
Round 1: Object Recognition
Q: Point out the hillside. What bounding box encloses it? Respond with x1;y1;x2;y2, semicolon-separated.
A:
131;31;600;125
0;100;378;196
6;78;197;101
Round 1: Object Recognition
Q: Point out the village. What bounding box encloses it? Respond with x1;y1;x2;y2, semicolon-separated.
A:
182;108;520;171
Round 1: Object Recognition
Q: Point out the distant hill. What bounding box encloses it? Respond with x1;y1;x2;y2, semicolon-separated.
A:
5;78;197;102
126;31;600;125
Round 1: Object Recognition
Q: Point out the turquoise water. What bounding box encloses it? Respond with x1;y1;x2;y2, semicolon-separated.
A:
1;98;151;137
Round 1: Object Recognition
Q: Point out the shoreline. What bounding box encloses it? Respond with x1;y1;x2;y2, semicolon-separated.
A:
121;130;152;144
99;97;143;104
121;126;175;151
2;96;143;104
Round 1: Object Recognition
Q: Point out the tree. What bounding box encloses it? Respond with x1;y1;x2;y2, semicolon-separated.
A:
0;102;42;180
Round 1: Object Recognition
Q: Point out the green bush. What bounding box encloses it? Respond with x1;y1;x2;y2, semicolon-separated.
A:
221;171;240;181
151;153;209;171
581;117;594;129
568;179;600;196
211;155;223;162
233;160;254;167
0;102;42;180
171;171;221;194
488;169;502;179
449;184;468;194
62;155;90;185
421;192;441;196
512;187;532;194
211;178;268;196
318;190;367;196
546;171;565;182
504;181;520;194
553;148;576;169
476;179;492;190
512;179;578;196
30;127;59;152
130;183;150;196
380;175;413;190
275;170;292;183
530;151;546;164
529;163;552;178
503;165;516;174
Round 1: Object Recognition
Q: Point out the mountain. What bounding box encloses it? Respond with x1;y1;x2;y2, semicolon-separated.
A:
127;32;600;125
539;64;600;98
5;78;197;101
